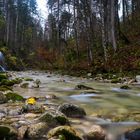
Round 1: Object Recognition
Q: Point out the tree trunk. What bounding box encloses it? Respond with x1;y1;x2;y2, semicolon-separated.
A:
110;0;117;51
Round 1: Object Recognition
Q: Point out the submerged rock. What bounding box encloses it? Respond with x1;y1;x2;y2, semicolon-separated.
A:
75;84;94;90
47;126;82;140
58;103;86;118
125;128;140;140
0;125;18;140
84;125;106;140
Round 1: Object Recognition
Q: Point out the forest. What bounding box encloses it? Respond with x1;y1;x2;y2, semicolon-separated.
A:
0;0;140;75
0;1;140;140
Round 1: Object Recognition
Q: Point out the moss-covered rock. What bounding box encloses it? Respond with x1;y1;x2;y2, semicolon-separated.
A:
27;122;49;139
24;78;34;81
39;110;69;126
47;126;82;140
120;85;131;89
0;85;12;91
0;73;8;82
5;92;24;101
0;79;16;86
0;125;18;140
12;78;23;84
58;103;86;118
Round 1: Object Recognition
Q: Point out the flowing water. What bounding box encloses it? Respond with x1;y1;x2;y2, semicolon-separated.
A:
12;71;140;140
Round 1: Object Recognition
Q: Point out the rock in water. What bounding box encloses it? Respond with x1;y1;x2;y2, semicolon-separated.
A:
84;125;106;140
27;122;49;139
125;128;140;140
58;103;86;118
47;126;82;140
39;110;69;126
120;85;131;89
75;84;94;90
0;125;18;140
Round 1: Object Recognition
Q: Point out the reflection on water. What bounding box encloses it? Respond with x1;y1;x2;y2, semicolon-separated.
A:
69;93;100;102
12;71;140;140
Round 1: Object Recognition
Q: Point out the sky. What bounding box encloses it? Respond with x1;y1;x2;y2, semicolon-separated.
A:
36;0;48;26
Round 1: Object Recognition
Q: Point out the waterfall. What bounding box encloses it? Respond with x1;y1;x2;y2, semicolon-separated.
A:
0;51;6;72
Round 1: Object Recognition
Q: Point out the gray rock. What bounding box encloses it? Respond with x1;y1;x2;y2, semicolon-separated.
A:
58;103;86;118
84;125;106;140
27;122;48;139
8;108;22;116
125;128;140;140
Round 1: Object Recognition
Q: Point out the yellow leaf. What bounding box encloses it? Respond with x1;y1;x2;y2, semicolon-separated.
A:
26;97;36;105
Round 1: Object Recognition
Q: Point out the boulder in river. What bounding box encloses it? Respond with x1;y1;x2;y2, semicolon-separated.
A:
47;126;82;140
27;122;49;139
39;110;69;126
125;128;140;140
0;125;18;140
75;84;94;90
58;103;86;118
5;92;24;102
120;85;131;90
84;125;106;140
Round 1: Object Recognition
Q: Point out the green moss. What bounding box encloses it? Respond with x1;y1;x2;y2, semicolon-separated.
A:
55;116;69;125
0;73;8;82
5;92;24;101
0;79;15;86
12;78;23;84
24;78;34;81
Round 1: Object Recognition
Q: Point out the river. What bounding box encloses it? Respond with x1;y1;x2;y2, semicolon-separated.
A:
12;71;140;140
